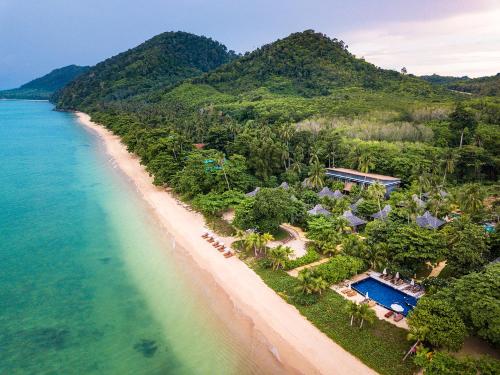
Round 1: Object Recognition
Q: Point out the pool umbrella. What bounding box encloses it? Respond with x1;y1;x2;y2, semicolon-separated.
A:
410;279;415;286
365;292;369;299
382;268;387;275
391;303;404;313
348;282;352;289
395;272;400;280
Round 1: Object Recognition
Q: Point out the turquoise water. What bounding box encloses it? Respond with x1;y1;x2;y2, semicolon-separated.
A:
0;101;268;374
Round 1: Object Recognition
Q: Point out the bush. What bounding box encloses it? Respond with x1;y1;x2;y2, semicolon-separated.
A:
315;255;365;284
284;248;321;270
292;292;320;306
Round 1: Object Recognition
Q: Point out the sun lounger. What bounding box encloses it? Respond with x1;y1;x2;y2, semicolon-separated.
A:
223;251;234;258
201;233;209;238
394;313;404;322
341;289;350;294
368;300;376;307
207;238;214;243
346;290;357;297
384;310;394;318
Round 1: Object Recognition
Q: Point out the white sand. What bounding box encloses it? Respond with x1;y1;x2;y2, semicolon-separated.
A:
76;112;377;375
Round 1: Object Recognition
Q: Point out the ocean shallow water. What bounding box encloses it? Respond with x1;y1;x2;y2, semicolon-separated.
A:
0;101;273;374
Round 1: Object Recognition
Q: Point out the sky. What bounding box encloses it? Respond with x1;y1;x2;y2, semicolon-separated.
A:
1;0;499;89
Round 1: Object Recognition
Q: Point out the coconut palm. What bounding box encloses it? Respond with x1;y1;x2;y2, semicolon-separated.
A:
305;161;325;189
363;243;388;270
441;149;456;185
345;301;360;326
358;303;376;328
244;232;262;257
459;184;484;218
215;152;230;191
259;232;275;254
295;269;328;295
403;325;430;361
267;245;293;270
367;182;386;212
357;153;375;174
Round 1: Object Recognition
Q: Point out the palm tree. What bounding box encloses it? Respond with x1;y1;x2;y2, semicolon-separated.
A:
306;161;325;189
358;303;376;328
345;301;360;326
357;153;375;189
403;325;429;361
363;243;388;270
259;233;275;254
215;152;230;191
367;182;386;212
459;184;484;218
295;269;328;295
267;245;293;270
441;149;456;185
244;232;262;257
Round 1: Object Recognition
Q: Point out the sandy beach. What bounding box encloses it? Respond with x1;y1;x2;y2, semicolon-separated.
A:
76;112;377;375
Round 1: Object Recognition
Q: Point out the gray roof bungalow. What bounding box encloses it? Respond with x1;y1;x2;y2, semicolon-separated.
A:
318;187;343;199
246;187;260;197
326;167;401;195
343;210;366;228
308;204;331;216
350;198;364;213
416;211;446;229
279;182;290;190
371;204;392;220
412;194;426;208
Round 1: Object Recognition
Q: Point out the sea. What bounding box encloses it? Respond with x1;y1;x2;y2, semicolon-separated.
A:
0;100;275;374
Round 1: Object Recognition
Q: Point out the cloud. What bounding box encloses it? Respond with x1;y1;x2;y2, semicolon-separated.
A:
341;5;500;77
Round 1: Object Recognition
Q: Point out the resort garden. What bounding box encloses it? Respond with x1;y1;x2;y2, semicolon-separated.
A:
87;101;500;375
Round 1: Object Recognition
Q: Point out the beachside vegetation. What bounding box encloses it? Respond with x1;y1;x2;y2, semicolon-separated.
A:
52;29;500;374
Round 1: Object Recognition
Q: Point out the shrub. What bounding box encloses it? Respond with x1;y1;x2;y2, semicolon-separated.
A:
315;255;365;284
284;248;321;270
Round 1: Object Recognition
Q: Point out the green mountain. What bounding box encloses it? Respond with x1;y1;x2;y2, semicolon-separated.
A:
54;31;237;110
0;65;89;100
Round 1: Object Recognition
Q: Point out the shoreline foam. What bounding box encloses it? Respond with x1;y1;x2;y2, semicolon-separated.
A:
75;111;377;375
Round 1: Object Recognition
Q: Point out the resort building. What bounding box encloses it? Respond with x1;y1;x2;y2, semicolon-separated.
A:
246;187;260;197
318;187;343;199
307;204;331;216
342;210;366;230
371;204;392;220
416;211;446;229
326;167;401;195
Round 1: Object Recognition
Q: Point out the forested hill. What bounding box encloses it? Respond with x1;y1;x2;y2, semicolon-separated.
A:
0;65;89;100
192;30;438;97
421;73;500;96
54;31;238;110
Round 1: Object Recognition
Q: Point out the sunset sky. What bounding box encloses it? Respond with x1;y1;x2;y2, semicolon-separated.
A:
1;0;499;89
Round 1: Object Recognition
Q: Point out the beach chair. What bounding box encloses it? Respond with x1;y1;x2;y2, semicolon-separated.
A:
384;310;394;318
341;289;350;294
201;232;209;238
394;313;404;322
224;251;234;258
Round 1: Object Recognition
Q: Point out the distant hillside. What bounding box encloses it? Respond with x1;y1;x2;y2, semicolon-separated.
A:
54;31;237;110
420;74;470;86
421;73;500;96
0;65;89;100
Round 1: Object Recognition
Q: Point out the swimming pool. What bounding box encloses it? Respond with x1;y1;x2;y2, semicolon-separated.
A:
351;277;419;316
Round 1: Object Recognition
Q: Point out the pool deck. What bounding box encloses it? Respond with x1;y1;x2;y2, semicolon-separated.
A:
366;271;425;298
331;273;410;330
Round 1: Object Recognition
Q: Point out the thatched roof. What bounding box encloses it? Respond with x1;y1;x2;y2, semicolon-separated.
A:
307;204;331;216
416;211;445;229
343;210;366;227
371;204;392;220
246;187;260;197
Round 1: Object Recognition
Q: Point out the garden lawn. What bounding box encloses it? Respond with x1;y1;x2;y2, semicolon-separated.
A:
252;263;417;375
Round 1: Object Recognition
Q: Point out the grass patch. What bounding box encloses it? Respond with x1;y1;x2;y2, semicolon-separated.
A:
251;263;417;375
205;215;235;236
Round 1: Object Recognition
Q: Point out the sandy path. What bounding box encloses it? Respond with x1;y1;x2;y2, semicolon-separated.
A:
76;112;377;375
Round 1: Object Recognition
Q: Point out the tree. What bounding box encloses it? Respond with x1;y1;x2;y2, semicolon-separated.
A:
295;268;328;295
401;67;407;75
357;152;375;176
367;182;386;212
458;184;484;219
260;232;275;254
358;303;376;328
449;103;477;148
305;160;325;189
403;325;430;361
244;232;262;256
407;298;467;351
442;217;489;276
267;245;293;270
440;148;457;185
345;301;360;326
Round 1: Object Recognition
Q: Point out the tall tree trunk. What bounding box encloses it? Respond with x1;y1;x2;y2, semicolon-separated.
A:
360;319;364;328
350;315;354;326
459;128;465;148
403;340;420;361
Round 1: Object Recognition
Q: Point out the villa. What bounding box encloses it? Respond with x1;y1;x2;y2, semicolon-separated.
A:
326;167;401;195
308;204;332;216
342;210;366;231
318;187;343;199
416;211;446;229
371;204;392;220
